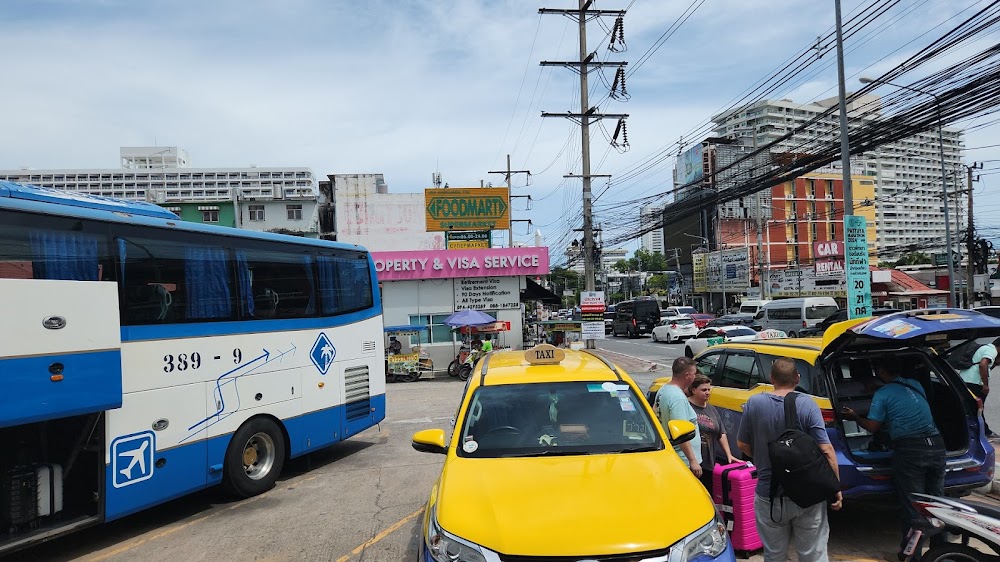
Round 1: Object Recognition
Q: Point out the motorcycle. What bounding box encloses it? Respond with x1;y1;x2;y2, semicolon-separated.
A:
447;346;471;378
902;493;1000;561
457;349;479;381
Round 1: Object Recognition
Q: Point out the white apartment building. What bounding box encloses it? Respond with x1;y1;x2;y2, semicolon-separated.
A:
0;146;316;203
640;204;665;255
712;95;964;260
0;146;320;235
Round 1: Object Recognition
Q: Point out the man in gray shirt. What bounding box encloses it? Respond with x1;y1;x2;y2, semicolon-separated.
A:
737;357;842;562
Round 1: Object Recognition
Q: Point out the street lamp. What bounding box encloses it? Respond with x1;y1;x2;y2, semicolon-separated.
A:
859;76;956;307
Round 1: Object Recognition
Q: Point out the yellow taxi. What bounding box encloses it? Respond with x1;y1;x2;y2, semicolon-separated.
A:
411;343;735;561
647;309;1000;501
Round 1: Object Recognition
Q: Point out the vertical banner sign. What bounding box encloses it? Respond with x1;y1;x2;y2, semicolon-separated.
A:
579;291;606;340
844;216;872;319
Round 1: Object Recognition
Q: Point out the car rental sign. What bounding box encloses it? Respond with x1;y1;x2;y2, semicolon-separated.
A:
425;187;510;232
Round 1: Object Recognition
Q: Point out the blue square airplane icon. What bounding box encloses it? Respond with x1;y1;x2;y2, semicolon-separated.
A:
112;432;155;488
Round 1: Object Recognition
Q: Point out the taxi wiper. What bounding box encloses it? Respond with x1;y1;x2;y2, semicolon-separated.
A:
500;449;589;458
611;445;661;453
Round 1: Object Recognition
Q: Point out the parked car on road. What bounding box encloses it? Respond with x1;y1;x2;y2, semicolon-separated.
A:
651;315;697;343
611;297;661;338
737;299;771;316
689;312;715;329
649;308;1000;502
706;313;756;328
755;297;839;337
412;345;734;561
683;325;758;357
799;307;902;337
661;305;698;318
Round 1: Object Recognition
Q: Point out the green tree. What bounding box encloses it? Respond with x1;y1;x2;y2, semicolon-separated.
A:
546;267;581;307
646;273;672;290
895;252;932;267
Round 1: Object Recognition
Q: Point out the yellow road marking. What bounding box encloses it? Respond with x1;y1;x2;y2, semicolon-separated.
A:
335;507;425;562
80;493;269;562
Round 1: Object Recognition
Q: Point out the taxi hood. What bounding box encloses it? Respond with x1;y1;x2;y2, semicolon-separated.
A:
820;308;1000;362
434;453;714;556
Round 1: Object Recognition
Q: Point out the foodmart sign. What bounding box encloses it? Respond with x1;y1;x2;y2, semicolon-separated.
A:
425;187;510;231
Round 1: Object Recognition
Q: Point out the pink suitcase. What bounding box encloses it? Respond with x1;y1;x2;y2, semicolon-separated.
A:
712;461;763;554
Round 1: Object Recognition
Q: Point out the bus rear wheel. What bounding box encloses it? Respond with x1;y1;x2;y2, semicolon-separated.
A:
223;417;286;499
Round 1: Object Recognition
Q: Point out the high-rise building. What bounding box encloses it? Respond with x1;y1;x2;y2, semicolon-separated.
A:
712;95;964;261
640;204;665;255
0;146;321;236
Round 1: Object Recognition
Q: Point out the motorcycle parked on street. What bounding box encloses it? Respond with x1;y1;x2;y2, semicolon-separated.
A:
902;493;1000;561
447;346;471;378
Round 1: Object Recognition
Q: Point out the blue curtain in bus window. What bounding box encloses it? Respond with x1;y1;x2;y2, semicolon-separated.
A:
235;250;255;318
303;255;316;315
29;231;100;281
116;238;127;284
184;246;232;319
342;257;372;309
317;255;338;315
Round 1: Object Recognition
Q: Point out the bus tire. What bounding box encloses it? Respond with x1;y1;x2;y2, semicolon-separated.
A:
223;417;286;499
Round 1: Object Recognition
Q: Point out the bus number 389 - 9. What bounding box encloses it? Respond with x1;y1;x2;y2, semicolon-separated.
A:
163;352;202;372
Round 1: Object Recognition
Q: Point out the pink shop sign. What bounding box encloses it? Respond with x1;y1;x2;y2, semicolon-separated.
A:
372;247;550;281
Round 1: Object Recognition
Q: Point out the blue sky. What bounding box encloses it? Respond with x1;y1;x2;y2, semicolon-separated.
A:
1;0;997;264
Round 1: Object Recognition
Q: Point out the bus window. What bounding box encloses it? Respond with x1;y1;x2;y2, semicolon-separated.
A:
118;235;236;324
317;252;373;315
0;212;112;282
235;246;317;319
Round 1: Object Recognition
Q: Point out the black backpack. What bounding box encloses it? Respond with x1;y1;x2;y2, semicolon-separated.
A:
767;392;840;510
945;340;983;371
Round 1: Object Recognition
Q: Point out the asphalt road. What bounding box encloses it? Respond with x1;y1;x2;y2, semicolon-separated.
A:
7;348;992;562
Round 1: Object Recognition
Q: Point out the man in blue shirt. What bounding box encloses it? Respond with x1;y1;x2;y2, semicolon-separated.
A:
654;357;702;477
842;359;945;558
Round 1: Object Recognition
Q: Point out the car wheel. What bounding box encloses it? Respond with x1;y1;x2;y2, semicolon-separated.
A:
223;417;286;499
685;346;693;358
788;331;797;338
652;332;659;342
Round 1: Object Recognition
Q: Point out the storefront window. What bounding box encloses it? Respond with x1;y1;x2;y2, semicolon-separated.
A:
409;313;455;345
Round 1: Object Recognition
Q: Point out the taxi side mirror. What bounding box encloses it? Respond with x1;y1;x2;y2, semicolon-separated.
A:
412;429;448;455
666;420;697;446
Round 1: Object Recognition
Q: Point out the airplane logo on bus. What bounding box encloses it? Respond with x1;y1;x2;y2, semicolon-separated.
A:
310;332;336;375
111;432;155;488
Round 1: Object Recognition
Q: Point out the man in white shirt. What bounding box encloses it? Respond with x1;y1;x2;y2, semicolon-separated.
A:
959;339;999;438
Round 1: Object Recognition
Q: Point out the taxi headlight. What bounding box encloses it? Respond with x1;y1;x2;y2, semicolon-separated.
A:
677;512;728;560
426;510;489;562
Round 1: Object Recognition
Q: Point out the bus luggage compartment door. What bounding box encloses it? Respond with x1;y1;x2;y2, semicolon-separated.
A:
0;279;123;428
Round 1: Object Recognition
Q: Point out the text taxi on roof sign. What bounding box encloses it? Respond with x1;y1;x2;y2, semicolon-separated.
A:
410;343;737;562
647;308;1000;504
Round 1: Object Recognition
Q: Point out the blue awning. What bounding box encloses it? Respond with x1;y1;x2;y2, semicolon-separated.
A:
384;324;429;333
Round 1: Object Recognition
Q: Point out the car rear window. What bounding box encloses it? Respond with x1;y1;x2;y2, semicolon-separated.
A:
727;327;756;337
635;302;660;317
672;318;694;325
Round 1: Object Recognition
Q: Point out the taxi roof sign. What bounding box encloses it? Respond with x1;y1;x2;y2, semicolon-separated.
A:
525;343;565;365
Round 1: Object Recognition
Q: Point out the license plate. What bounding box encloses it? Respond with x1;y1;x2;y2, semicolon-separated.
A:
902;529;923;556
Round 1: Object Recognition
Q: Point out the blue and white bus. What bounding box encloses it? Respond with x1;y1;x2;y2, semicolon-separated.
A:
0;181;386;553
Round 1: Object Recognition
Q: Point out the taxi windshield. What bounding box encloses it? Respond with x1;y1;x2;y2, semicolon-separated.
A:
458;382;663;458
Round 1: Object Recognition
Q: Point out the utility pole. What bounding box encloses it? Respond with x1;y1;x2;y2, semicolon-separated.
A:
965;162;981;307
541;1;627;348
489;154;531;248
540;2;627;293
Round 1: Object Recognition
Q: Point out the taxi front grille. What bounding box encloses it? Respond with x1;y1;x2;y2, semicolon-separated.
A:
500;548;670;562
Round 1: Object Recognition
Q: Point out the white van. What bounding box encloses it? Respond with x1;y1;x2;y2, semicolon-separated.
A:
755;297;839;337
738;299;771;316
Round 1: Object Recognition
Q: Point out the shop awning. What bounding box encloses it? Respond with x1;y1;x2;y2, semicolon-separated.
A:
521;277;561;305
